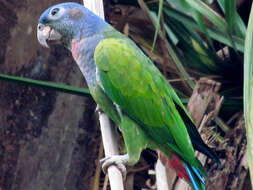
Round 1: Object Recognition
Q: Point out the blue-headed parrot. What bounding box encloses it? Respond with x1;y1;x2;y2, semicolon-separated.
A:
37;3;219;190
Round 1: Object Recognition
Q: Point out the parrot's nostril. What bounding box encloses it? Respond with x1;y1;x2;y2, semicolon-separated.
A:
38;23;44;31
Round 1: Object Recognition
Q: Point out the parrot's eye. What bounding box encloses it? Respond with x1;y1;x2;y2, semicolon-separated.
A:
51;8;60;16
48;7;65;20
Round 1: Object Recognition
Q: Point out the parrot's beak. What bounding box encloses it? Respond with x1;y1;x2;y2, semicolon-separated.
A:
37;23;62;48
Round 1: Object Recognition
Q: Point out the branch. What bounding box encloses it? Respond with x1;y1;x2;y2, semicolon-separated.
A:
82;1;124;190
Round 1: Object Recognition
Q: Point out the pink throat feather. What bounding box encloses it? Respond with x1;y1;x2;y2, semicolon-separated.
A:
71;39;85;61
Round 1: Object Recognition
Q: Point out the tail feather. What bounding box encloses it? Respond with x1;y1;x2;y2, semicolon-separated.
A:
192;166;205;184
160;152;190;182
174;103;220;164
184;163;206;190
159;151;206;190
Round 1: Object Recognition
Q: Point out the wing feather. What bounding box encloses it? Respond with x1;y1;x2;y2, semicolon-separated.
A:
94;38;200;168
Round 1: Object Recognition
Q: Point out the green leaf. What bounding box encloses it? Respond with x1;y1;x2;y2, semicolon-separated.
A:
218;0;246;38
185;0;228;33
152;0;164;49
164;24;179;45
0;74;91;97
224;0;236;32
243;2;253;187
165;41;195;89
191;9;215;51
163;6;244;52
202;0;213;4
151;11;179;45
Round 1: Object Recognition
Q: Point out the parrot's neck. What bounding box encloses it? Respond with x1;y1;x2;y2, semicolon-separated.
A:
70;34;104;87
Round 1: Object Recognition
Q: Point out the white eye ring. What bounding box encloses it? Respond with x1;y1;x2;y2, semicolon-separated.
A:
48;6;65;20
51;8;60;16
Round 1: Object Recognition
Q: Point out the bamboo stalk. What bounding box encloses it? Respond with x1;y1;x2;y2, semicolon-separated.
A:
82;1;124;190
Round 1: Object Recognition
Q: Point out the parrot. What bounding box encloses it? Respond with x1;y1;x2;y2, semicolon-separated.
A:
37;2;219;190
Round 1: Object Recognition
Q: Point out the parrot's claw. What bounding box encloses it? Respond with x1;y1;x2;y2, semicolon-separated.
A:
100;154;129;180
95;105;103;114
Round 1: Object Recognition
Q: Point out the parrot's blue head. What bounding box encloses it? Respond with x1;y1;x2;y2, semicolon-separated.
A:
37;2;106;48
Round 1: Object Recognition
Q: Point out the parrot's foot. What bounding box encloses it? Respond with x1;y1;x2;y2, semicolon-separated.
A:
95;105;103;114
100;154;129;179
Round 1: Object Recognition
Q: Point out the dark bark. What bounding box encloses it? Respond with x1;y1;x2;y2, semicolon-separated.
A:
0;1;100;190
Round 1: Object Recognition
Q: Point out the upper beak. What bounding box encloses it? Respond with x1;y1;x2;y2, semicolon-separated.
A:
37;23;62;48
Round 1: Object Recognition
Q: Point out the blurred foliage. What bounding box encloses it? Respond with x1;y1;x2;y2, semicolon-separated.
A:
108;0;246;121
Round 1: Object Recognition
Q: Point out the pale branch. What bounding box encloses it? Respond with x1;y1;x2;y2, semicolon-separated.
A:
82;1;124;190
156;158;170;190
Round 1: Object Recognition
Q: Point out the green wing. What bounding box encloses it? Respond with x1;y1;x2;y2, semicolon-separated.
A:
94;37;202;171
